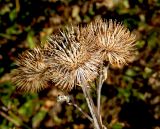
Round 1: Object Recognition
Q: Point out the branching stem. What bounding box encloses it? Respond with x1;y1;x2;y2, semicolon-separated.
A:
67;102;93;122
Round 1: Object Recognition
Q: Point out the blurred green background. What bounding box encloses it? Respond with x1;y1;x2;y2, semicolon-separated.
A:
0;0;160;129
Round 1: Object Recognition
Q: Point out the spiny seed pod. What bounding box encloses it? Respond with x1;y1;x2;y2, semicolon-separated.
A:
47;30;102;90
89;19;136;67
12;47;52;92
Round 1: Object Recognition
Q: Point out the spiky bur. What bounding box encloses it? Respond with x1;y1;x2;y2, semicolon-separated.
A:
12;47;52;92
12;18;136;92
46;30;102;90
89;19;137;67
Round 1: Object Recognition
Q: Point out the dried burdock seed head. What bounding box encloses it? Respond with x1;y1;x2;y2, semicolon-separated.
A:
47;30;102;90
12;19;136;92
89;18;137;67
12;47;52;92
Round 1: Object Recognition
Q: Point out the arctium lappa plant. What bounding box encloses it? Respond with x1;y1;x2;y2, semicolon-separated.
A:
12;18;136;129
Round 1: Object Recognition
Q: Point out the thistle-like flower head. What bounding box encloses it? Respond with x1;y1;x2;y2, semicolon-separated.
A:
47;29;102;90
12;47;51;92
90;19;136;67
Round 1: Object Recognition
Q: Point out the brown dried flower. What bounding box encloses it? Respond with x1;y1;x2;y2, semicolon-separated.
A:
47;30;102;90
89;19;136;67
12;47;52;92
12;18;136;92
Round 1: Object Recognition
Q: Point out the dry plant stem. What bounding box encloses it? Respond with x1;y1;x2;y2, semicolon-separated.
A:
97;67;103;124
67;102;93;122
81;83;103;129
97;64;109;129
0;110;20;127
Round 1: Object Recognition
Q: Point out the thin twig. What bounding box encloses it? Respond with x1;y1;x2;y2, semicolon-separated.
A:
67;102;93;122
0;106;32;129
0;110;20;127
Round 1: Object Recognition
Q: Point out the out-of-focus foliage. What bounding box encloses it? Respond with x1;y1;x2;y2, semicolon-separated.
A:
0;0;160;129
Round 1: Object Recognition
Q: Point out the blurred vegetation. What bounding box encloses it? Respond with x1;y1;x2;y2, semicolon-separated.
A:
0;0;160;129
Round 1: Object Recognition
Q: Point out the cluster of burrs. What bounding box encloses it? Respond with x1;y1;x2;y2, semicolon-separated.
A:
12;18;136;92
